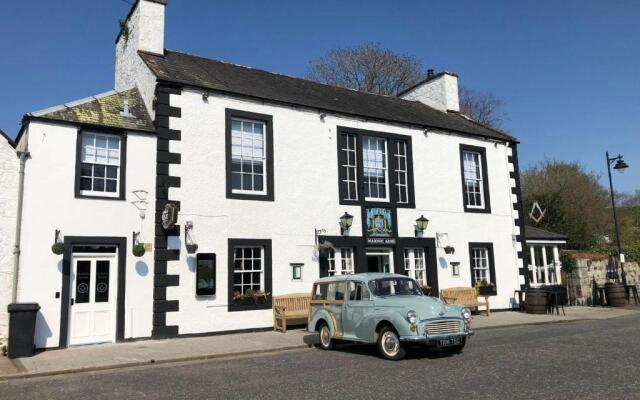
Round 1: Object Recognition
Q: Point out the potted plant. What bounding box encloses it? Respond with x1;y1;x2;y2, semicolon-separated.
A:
132;243;146;257
475;279;495;296
444;246;455;255
51;242;65;255
233;289;271;305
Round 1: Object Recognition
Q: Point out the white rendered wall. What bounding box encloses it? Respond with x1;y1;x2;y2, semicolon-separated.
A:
163;89;520;336
16;121;157;348
0;138;18;348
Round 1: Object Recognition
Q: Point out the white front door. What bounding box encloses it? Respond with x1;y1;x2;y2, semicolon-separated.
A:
69;254;117;346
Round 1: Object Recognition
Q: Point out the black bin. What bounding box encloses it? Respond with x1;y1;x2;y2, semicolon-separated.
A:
7;303;40;359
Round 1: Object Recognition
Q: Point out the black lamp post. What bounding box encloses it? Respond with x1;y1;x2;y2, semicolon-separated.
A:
606;151;629;285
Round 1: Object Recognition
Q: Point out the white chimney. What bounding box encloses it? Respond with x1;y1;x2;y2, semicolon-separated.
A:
115;0;166;109
398;70;460;113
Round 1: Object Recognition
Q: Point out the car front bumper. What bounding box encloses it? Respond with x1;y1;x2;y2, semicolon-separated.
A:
400;329;474;343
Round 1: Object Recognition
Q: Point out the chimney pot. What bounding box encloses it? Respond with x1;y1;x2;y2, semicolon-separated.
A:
427;69;434;78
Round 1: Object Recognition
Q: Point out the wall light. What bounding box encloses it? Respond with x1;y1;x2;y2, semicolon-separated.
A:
339;212;354;236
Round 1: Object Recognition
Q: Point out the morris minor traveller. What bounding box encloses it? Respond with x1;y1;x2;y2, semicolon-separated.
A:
308;273;473;360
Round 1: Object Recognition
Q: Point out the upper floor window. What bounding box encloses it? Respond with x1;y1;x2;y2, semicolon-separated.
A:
394;140;409;204
459;144;491;213
231;118;266;194
337;127;415;207
363;136;389;202
225;109;274;201
75;131;126;200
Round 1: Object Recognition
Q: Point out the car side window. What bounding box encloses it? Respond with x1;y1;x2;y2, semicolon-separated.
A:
348;281;370;301
313;283;328;300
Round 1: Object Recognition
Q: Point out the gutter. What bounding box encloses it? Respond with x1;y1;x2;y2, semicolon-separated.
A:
11;151;29;304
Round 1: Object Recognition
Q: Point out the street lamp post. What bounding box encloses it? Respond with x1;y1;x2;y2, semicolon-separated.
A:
606;151;629;285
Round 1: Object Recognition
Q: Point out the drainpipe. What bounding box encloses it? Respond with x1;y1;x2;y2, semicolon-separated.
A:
11;151;29;304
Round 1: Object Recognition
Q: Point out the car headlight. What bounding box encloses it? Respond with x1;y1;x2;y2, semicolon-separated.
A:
461;307;472;320
407;310;418;324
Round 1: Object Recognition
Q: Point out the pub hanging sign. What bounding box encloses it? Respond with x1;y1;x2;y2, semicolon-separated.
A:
365;207;395;244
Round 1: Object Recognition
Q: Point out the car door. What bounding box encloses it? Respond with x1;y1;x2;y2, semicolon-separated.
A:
343;280;373;341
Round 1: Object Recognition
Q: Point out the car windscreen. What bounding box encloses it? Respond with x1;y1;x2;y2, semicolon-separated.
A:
368;277;423;297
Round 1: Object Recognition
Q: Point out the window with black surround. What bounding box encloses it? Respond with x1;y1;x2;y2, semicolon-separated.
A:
337;126;415;207
468;242;497;294
225;109;274;201
75;130;127;200
460;144;491;213
196;253;216;296
227;239;272;311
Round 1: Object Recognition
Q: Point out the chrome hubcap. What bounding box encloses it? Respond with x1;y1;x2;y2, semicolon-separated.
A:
320;326;330;346
382;331;399;356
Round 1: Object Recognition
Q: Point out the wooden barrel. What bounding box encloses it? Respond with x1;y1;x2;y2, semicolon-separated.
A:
525;288;548;314
605;282;626;307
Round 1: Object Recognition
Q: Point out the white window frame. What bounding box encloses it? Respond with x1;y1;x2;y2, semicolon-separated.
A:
230;117;267;195
471;247;490;284
340;134;359;201
328;247;354;276
404;248;427;285
79;132;121;198
394;140;409;204
232;246;265;294
463;150;485;209
362;136;390;202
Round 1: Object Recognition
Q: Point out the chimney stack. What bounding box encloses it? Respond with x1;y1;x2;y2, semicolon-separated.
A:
398;71;460;113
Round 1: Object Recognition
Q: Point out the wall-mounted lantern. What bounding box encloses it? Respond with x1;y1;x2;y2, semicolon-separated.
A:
415;215;429;237
51;229;64;255
339;212;354;236
185;219;198;254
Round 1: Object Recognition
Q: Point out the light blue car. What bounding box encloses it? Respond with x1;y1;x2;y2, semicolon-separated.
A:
308;273;473;360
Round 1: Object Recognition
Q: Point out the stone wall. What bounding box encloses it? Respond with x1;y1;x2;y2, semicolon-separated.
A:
0;137;18;349
563;255;640;305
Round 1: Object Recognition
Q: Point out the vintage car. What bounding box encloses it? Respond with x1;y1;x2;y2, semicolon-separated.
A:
308;273;473;360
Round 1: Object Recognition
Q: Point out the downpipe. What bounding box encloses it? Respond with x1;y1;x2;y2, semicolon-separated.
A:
11;151;29;304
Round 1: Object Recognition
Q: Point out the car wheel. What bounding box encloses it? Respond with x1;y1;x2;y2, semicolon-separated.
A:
317;323;334;350
441;338;466;354
377;326;406;360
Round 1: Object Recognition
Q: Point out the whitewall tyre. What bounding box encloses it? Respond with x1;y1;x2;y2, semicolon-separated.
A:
318;323;334;350
377;326;406;361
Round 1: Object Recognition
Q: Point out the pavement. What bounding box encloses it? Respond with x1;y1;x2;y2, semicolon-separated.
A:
2;312;639;399
1;305;638;381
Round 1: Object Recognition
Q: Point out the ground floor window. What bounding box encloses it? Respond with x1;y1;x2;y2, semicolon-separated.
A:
468;242;497;293
233;246;264;294
404;248;427;285
328;247;354;276
227;239;273;312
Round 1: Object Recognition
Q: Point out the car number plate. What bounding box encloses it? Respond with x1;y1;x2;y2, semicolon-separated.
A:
437;337;462;347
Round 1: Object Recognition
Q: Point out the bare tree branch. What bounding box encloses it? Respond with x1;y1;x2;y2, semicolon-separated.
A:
459;87;507;129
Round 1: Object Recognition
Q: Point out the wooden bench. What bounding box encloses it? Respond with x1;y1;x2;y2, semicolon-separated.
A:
440;287;491;316
273;293;311;333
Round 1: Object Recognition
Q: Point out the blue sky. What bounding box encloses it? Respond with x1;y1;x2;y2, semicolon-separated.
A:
1;0;638;191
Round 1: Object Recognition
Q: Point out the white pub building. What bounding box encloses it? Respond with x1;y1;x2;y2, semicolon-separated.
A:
2;0;531;349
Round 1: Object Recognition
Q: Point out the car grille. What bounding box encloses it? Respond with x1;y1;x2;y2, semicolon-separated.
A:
424;320;461;335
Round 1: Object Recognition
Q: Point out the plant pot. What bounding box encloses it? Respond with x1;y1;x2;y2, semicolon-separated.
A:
186;244;198;254
234;296;269;306
604;282;626;307
478;286;495;296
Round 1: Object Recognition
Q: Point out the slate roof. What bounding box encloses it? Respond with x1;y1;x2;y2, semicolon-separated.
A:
525;225;568;241
26;88;154;133
139;50;516;142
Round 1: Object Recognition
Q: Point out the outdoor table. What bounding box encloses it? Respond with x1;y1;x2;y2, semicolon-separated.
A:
626;284;640;305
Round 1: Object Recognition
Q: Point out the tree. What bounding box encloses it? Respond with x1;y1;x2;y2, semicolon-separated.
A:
459;87;507;129
521;161;612;250
306;43;424;96
306;43;507;129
